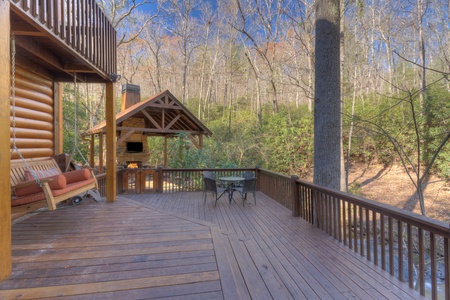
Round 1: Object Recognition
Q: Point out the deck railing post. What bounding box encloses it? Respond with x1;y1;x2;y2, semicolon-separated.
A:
157;165;163;193
255;166;261;190
291;175;299;217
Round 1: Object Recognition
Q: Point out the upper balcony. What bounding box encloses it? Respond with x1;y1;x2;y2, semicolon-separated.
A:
10;0;116;83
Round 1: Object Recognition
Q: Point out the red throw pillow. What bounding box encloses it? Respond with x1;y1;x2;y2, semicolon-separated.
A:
14;181;42;197
63;169;91;184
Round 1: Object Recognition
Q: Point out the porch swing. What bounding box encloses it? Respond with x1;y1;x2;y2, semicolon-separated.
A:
9;34;101;219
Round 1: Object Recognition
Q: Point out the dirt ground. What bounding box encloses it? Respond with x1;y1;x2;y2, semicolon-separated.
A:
347;163;450;223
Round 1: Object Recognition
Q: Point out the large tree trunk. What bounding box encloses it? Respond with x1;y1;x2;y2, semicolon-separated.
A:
314;0;341;190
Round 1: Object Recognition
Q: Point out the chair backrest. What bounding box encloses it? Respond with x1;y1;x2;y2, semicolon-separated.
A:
241;172;255;180
203;170;216;180
204;177;218;193
242;178;256;193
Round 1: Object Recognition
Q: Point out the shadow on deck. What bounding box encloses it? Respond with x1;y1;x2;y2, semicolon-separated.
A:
0;192;424;299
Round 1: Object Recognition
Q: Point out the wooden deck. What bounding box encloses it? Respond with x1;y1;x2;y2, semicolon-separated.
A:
0;192;425;299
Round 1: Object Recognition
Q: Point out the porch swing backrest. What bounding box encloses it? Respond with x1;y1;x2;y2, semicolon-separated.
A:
10;157;99;218
10;158;61;187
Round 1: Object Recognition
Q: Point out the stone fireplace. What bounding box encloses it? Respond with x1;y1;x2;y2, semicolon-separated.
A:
116;84;150;167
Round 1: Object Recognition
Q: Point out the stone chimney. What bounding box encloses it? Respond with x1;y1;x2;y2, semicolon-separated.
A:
121;84;141;111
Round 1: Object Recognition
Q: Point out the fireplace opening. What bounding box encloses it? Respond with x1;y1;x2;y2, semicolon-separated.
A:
126;142;143;153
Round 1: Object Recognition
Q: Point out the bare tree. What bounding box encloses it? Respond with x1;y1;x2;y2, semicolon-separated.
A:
283;0;316;112
141;21;166;93
97;0;158;46
232;0;284;114
162;0;204;103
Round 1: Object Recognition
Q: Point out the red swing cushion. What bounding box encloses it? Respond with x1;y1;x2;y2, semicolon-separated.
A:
14;174;67;197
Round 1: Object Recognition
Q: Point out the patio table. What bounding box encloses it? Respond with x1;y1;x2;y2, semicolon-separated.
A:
219;176;244;203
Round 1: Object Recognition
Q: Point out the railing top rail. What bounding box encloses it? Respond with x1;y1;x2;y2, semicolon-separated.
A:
257;168;291;180
159;167;257;172
295;177;450;237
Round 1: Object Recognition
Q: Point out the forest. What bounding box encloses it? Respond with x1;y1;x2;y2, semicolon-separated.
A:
63;0;450;216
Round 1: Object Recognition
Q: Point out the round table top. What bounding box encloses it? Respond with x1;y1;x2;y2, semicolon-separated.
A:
219;176;244;181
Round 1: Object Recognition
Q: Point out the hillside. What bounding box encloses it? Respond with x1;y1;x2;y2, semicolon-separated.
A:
348;163;450;223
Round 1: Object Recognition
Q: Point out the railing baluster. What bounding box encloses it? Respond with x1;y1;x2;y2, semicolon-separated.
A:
353;203;358;253
342;201;347;245
22;0;30;11
333;196;338;239
366;208;370;261
337;198;342;242
381;214;386;270
59;0;64;39
418;228;425;296
389;217;394;276
445;238;449;300
348;201;352;249
40;0;47;24
359;206;364;257
31;0;38;17
80;0;85;55
372;211;378;266
398;220;403;281
407;224;414;289
430;232;437;300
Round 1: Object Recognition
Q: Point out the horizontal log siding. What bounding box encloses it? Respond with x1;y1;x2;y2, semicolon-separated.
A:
10;0;116;77
10;66;54;159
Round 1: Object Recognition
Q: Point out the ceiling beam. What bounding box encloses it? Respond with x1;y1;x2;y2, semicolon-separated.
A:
142;110;162;129
165;114;181;130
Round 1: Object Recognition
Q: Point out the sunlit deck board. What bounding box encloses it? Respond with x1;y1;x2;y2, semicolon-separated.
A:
128;192;426;300
1;192;425;299
0;201;226;299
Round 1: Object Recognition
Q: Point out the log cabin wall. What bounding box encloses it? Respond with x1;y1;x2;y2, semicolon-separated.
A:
10;62;55;159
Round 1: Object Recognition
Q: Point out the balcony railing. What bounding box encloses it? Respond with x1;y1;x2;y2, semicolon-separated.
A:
96;167;450;300
10;0;116;76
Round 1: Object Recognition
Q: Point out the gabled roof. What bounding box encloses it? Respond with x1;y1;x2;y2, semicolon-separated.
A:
83;90;212;137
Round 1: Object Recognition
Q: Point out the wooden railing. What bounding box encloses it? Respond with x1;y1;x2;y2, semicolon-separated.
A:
292;178;449;300
96;167;450;300
96;167;257;195
10;0;116;76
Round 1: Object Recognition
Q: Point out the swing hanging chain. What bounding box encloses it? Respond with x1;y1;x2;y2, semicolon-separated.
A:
69;73;90;169
10;33;42;186
10;33;17;155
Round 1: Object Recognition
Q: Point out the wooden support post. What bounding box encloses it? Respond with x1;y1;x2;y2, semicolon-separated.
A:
105;82;116;202
89;135;95;168
157;165;164;193
99;132;104;173
164;136;167;167
0;0;12;281
291;175;300;217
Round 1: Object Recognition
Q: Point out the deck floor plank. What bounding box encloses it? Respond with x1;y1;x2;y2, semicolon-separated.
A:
0;192;426;299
